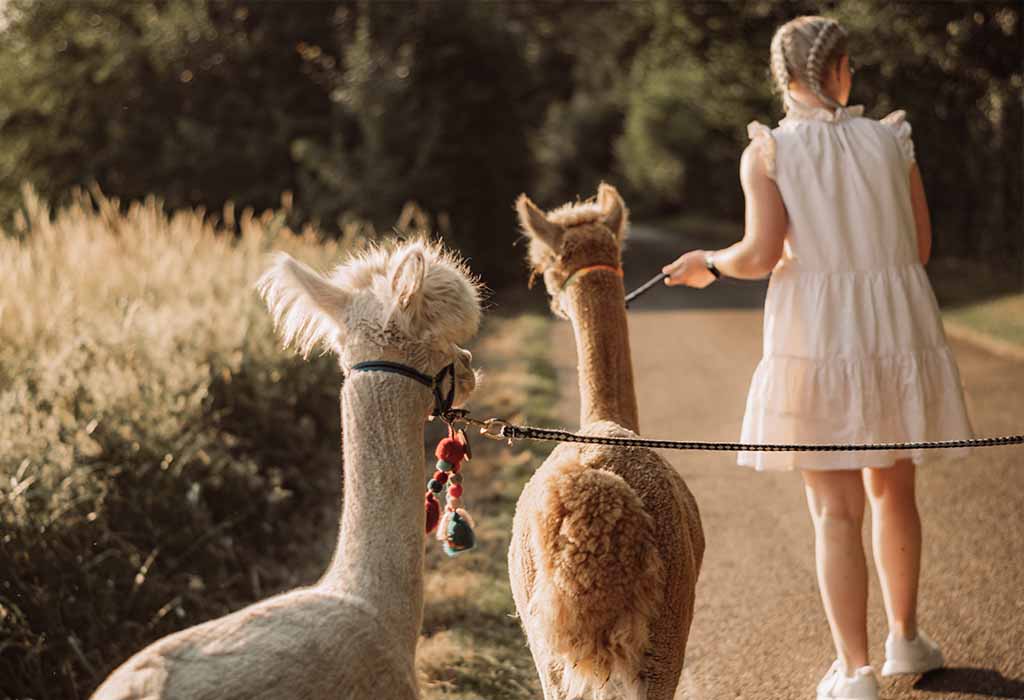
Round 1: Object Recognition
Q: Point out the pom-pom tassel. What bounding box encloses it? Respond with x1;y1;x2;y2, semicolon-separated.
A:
435;437;466;464
442;508;476;557
426;428;474;551
424;492;440;534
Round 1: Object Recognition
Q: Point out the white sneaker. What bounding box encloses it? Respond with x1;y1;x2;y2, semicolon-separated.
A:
816;660;879;700
881;630;944;676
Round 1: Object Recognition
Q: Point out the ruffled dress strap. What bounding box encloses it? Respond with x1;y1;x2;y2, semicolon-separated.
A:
881;110;915;167
746;120;777;181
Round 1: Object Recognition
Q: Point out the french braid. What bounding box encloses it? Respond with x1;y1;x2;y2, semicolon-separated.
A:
768;16;850;112
769;25;791;97
805;20;845;110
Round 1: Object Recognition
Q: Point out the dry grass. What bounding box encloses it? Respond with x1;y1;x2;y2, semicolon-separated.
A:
0;185;365;698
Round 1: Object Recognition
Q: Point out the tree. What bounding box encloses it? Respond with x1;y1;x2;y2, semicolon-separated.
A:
0;0;341;220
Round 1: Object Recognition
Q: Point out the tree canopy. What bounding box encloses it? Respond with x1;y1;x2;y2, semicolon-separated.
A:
0;0;1020;284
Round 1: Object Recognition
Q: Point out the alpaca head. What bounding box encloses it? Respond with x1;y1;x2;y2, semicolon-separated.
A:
516;183;628;317
257;238;482;411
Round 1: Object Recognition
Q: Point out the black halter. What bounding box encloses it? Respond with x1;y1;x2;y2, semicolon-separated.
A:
349;360;457;418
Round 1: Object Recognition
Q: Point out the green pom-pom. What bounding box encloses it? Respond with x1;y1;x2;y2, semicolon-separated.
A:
436;459;454;472
443;512;475;556
428;479;443;493
449;473;463;485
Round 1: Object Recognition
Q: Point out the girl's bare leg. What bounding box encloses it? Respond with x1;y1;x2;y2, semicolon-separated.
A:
802;469;870;671
863;459;921;640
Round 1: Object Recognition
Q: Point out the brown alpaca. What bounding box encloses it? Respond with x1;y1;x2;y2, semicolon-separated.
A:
509;184;704;700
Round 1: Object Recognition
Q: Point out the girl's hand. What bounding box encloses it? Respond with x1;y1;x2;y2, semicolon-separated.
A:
663;250;716;288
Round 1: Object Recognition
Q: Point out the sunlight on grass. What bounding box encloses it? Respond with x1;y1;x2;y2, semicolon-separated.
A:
944;293;1024;347
0;184;369;698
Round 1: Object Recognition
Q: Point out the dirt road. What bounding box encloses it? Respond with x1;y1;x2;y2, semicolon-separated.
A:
550;223;1024;700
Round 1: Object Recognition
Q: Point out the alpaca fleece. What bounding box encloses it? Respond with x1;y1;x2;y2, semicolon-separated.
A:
510;184;705;700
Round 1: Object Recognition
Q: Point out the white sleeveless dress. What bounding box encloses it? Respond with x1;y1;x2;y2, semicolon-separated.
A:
738;100;973;471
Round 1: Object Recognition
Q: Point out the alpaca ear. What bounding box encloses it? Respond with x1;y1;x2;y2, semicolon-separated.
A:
390;247;426;311
516;194;564;251
257;252;351;358
597;182;628;241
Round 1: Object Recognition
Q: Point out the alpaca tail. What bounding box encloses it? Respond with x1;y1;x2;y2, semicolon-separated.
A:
529;456;665;700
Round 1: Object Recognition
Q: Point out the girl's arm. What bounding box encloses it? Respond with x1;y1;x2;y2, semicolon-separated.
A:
663;140;788;287
909;162;932;265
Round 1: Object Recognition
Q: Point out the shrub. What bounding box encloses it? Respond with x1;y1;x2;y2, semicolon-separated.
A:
0;186;361;698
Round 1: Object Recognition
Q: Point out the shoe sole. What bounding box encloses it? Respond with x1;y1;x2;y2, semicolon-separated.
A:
881;653;944;677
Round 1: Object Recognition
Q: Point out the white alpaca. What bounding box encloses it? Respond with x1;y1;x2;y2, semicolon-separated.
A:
91;239;482;700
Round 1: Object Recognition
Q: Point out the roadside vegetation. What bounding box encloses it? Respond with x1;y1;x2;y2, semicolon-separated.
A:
0;186;355;698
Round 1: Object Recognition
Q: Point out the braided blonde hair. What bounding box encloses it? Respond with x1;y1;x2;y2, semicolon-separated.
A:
769;16;849;111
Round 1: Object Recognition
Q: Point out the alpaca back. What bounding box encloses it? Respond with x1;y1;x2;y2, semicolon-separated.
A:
516;422;666;700
600;437;705;698
91;589;418;700
510;420;704;700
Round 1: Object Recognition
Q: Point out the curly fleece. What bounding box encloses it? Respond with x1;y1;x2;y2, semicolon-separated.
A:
511;185;705;700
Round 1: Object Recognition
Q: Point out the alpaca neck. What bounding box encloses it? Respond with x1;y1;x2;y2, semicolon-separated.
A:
320;372;429;655
562;271;640;432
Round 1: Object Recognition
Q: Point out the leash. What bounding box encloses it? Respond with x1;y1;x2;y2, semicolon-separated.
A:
624;272;668;307
487;420;1023;452
438;411;1024;453
624;269;751;307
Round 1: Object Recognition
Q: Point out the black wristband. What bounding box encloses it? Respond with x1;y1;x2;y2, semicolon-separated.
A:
705;252;722;279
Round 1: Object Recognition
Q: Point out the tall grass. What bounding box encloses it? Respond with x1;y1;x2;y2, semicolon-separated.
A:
0;186;363;698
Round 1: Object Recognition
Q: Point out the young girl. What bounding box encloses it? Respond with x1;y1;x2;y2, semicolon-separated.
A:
662;15;973;700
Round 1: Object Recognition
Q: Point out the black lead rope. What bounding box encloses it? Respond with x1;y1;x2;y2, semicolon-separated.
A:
624;272;668;308
624;269;750;307
491;422;1024;452
350;360;456;417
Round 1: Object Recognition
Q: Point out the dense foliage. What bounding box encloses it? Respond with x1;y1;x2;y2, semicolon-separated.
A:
1;0;1019;281
0;187;353;698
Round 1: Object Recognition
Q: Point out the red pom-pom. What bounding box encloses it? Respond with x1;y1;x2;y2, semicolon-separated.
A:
425;493;440;534
433;470;448;484
435;438;466;465
448;484;463;498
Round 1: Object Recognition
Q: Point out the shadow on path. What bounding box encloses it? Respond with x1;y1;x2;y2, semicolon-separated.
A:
624;223;768;311
914;667;1024;698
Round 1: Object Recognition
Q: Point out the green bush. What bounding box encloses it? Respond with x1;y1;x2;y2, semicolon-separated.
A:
0;187;359;698
531;92;626;205
0;0;341;226
293;1;535;289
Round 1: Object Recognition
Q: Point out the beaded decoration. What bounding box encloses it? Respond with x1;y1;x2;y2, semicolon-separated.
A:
424;426;476;556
